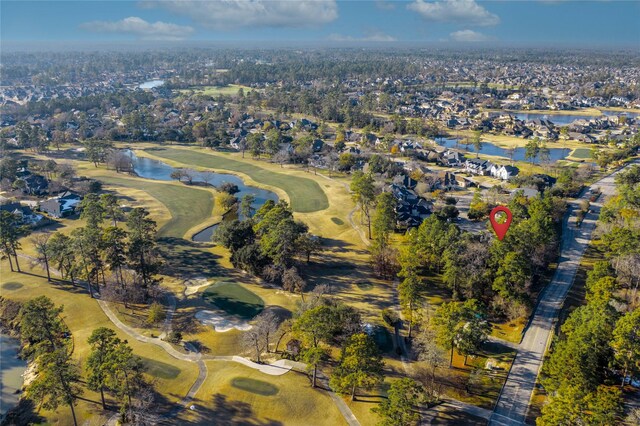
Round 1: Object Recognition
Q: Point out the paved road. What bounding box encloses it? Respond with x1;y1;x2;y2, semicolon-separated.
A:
490;161;637;426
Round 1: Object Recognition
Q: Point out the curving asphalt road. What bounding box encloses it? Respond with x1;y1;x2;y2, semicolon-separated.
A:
490;160;638;426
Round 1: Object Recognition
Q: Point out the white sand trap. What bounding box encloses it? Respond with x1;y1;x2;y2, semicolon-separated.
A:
184;277;211;296
230;356;292;376
195;310;252;332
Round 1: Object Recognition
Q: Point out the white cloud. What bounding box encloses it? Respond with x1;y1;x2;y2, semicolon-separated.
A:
141;0;338;30
450;29;493;42
80;16;194;40
328;31;397;42
408;0;500;26
375;0;397;10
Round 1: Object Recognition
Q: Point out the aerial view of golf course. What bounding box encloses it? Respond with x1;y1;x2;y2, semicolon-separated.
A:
2;9;639;424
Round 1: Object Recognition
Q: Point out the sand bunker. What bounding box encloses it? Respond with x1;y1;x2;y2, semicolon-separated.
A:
184;277;211;296
195;309;252;332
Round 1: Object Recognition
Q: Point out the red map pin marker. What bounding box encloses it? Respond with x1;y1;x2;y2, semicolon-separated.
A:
489;206;512;241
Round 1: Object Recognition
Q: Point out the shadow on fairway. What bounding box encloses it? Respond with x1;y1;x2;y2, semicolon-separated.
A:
178;393;283;425
158;237;224;278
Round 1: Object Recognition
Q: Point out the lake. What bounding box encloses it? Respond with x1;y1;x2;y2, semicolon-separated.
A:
435;138;570;163
1;335;27;419
125;150;278;241
138;80;165;89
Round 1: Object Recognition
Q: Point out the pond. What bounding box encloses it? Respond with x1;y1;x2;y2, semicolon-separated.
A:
124;150;278;242
1;334;27;419
138;79;165;89
435;138;570;163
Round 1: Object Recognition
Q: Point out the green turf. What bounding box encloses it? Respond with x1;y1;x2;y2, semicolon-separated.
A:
356;282;373;291
1;282;23;290
230;377;279;396
145;148;329;213
202;282;265;319
570;148;593;159
141;357;182;380
96;176;214;238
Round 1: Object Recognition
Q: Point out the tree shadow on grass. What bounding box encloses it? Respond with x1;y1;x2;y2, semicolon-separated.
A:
176;393;283;425
16;271;89;296
157;237;224;278
320;237;368;255
140;357;182;380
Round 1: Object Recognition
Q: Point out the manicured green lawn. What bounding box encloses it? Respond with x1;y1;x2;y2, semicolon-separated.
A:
231;377;279;396
181;361;347;426
202;281;265;319
96;176;214;238
145;148;329;213
570;148;593;159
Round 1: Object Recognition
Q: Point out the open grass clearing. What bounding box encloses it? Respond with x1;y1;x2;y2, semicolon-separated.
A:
178;361;347;425
141;147;329;213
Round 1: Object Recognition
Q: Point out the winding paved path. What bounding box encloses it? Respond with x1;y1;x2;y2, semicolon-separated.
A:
490;161;637;426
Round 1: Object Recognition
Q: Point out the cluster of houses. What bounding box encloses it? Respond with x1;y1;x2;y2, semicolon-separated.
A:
387;176;432;229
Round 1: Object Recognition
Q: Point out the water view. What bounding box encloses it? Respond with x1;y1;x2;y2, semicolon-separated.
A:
125;150;278;241
138;80;165;89
435;138;571;163
0;335;27;419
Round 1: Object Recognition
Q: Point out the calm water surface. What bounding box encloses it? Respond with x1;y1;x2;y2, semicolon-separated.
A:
435;138;570;163
125;150;278;242
0;335;27;418
138;80;165;89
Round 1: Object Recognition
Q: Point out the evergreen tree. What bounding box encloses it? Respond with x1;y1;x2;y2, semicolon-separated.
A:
373;378;424;426
26;348;82;426
330;333;384;401
86;327;119;409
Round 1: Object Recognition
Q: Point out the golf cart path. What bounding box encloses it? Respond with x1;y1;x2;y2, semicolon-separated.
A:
97;298;359;425
490;160;638;426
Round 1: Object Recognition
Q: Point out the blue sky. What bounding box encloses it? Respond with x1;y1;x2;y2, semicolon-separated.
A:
2;1;639;47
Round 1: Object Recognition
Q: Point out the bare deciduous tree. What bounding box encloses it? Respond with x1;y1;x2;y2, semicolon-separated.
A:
30;233;52;282
282;267;307;300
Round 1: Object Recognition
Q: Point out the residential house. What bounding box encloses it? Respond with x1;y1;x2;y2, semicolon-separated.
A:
16;172;49;196
0;202;44;226
39;191;82;218
465;159;495;176
440;150;465;167
387;183;431;229
312;139;324;153
490;165;520;180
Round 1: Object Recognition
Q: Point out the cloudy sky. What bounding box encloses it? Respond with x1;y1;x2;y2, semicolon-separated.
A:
2;0;639;47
